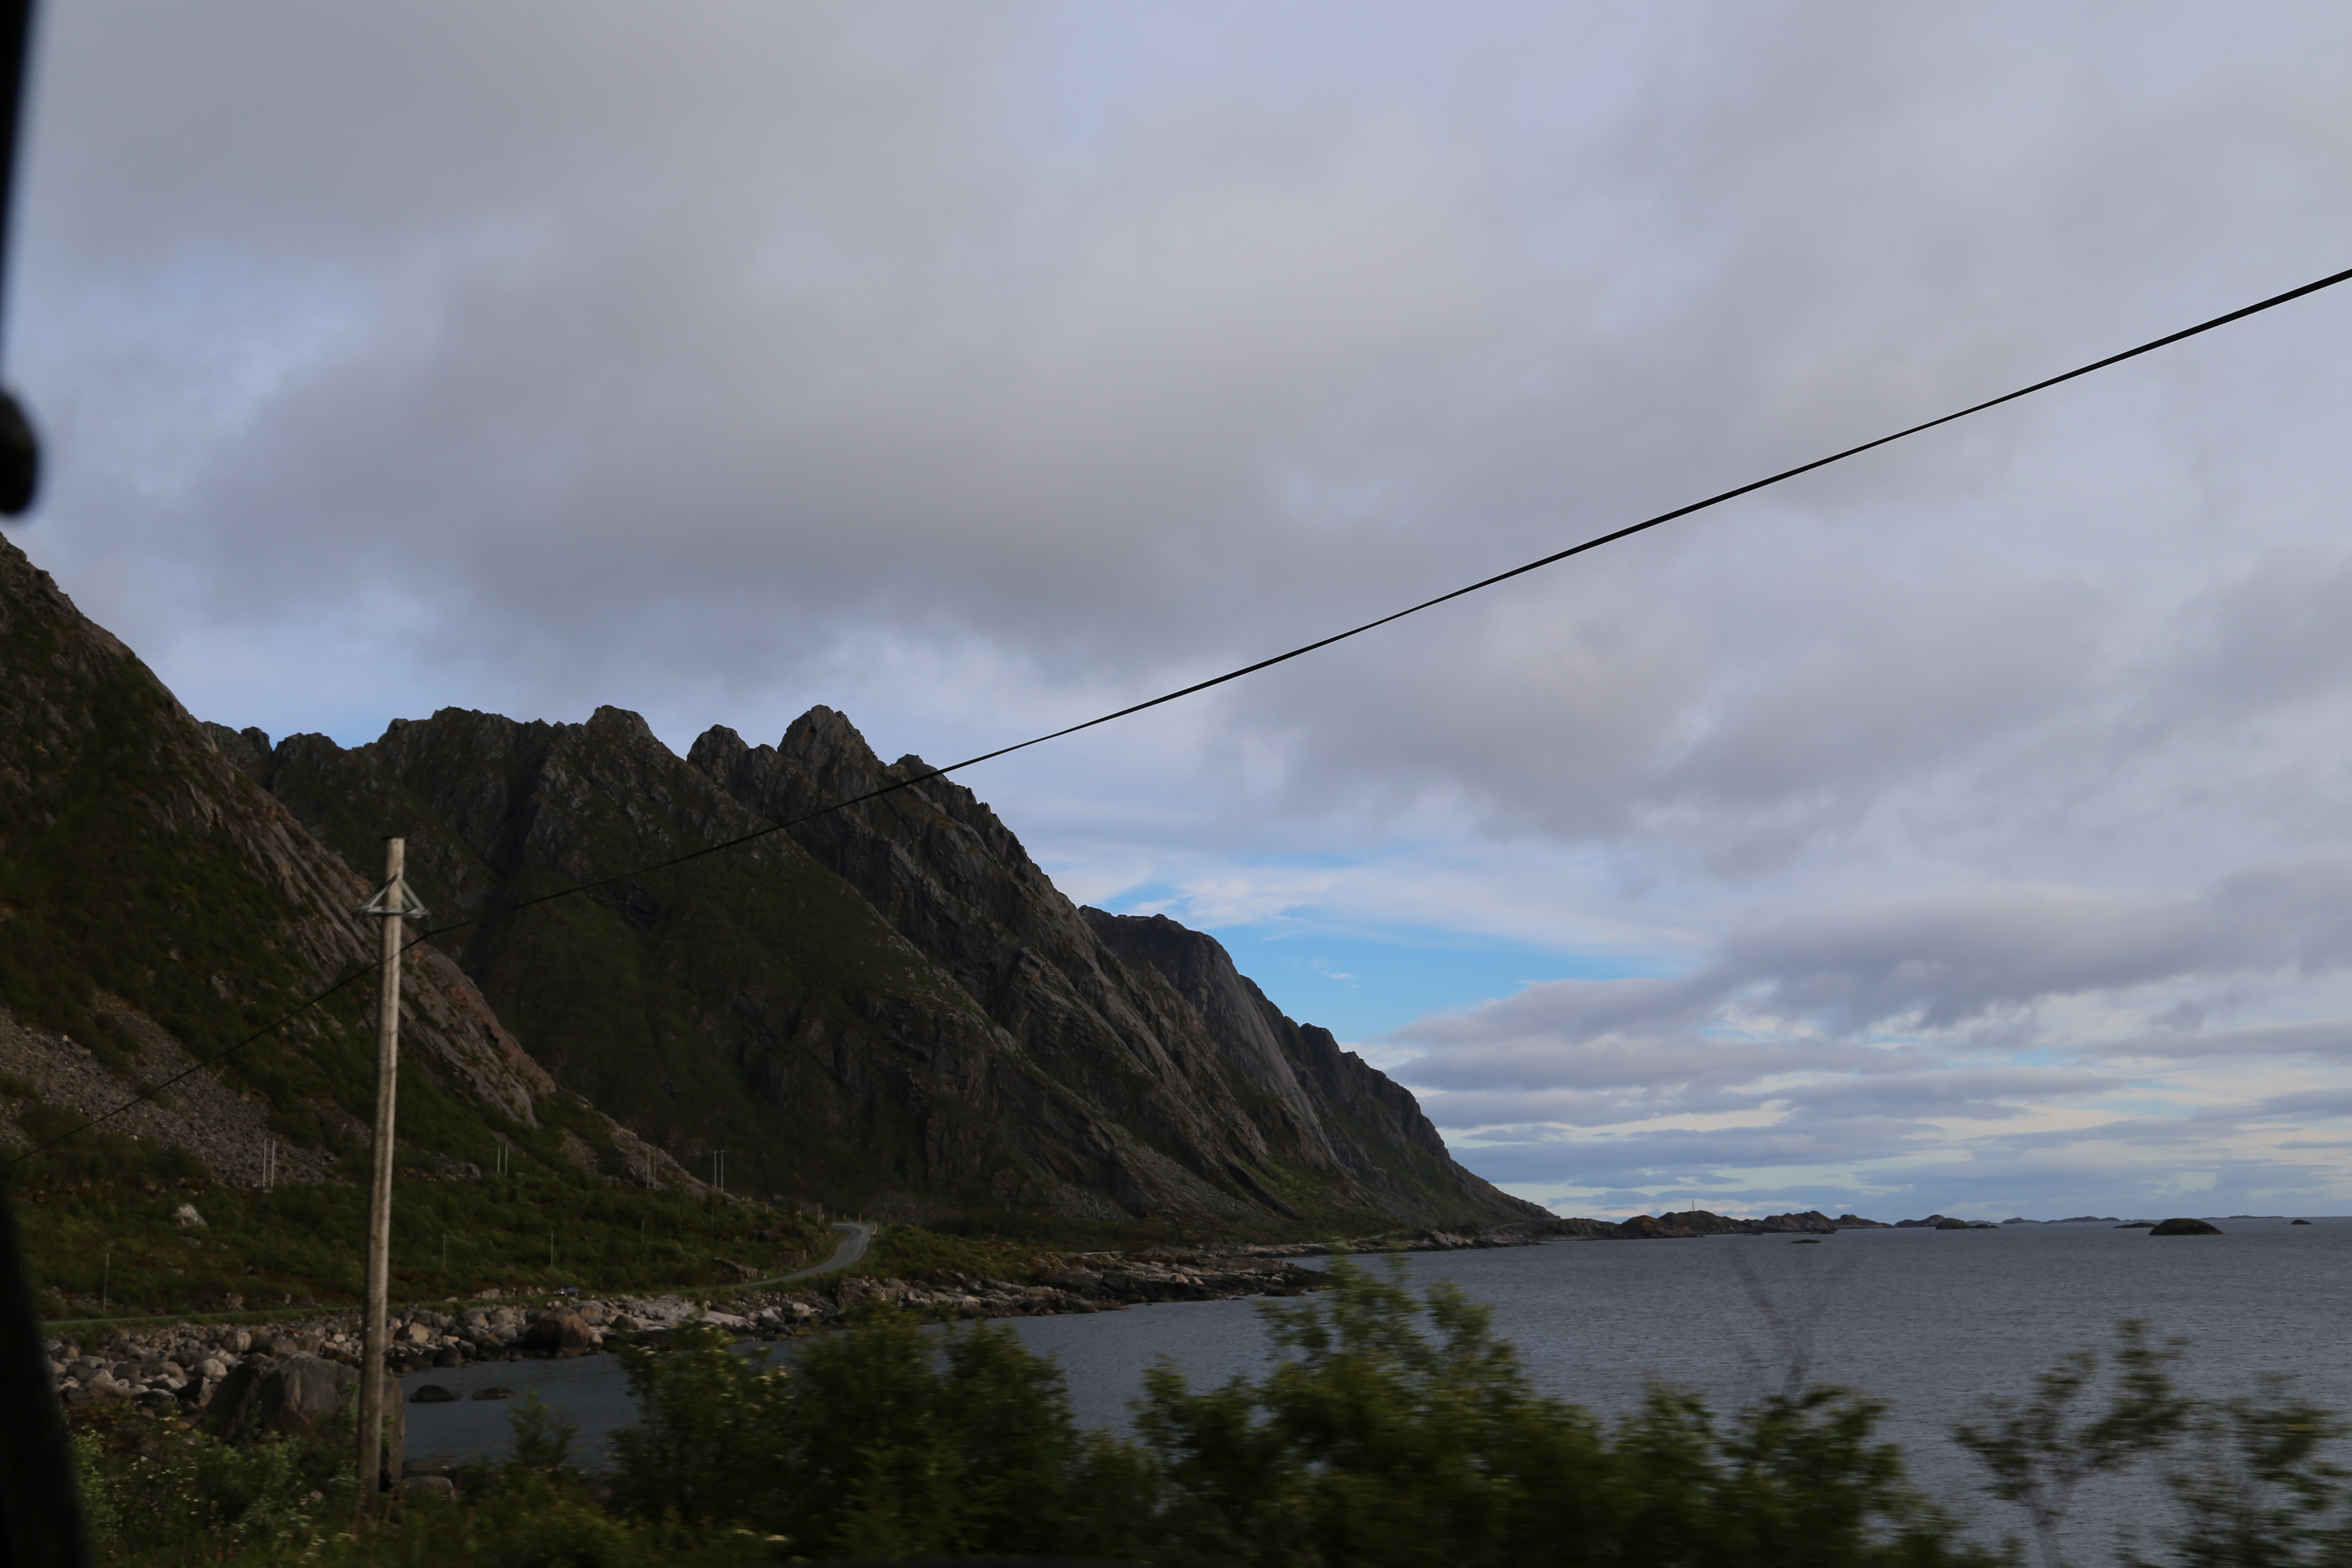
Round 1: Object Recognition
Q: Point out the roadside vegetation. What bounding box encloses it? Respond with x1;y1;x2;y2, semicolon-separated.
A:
11;1119;841;1319
65;1255;2352;1568
10;1105;1421;1327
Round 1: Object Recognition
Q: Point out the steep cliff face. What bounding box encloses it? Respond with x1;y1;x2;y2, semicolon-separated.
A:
1079;910;1537;1224
691;707;1543;1227
0;533;679;1190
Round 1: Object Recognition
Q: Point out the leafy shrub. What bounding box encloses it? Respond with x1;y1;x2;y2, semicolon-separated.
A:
610;1312;1148;1560
71;1408;352;1560
1137;1253;1988;1568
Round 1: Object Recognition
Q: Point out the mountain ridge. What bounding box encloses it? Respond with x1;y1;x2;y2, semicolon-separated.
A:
0;522;1537;1242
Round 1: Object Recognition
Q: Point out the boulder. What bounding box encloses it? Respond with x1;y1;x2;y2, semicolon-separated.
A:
204;1356;403;1485
2150;1217;2223;1236
2293;1219;2313;1225
469;1386;518;1401
409;1384;459;1403
521;1311;594;1357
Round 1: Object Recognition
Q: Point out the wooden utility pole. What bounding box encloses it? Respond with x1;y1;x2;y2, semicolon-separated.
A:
355;838;418;1521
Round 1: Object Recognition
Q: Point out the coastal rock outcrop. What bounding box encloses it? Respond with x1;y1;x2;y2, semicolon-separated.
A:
2150;1217;2222;1235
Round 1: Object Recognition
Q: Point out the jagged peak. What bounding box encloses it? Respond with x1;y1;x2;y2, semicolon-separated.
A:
585;704;661;744
780;704;881;770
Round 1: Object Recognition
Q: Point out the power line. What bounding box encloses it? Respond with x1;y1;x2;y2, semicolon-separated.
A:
12;261;2351;1166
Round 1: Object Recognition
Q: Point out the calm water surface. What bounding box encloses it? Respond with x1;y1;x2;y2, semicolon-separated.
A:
407;1219;2352;1551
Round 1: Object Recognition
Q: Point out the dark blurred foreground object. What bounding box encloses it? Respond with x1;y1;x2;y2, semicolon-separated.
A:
802;1560;1142;1567
0;1171;92;1568
0;0;71;1560
0;386;36;513
0;0;37;516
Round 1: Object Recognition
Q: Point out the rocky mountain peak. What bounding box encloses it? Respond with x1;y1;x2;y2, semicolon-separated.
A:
696;706;1543;1226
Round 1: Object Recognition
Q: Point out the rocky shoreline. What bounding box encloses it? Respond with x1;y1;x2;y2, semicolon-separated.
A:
42;1249;1347;1416
38;1214;1954;1415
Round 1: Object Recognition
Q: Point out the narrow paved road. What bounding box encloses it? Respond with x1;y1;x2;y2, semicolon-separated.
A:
748;1221;876;1287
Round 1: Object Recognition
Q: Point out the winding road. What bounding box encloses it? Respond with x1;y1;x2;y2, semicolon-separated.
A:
745;1220;876;1288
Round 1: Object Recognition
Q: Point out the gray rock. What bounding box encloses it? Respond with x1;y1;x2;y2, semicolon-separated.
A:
204;1355;404;1486
409;1385;459;1403
521;1310;594;1357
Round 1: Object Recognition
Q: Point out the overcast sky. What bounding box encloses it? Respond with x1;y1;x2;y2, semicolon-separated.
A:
13;1;2352;1221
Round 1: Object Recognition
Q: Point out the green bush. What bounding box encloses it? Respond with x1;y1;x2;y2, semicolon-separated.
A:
609;1312;1146;1559
71;1407;354;1561
1136;1254;1988;1568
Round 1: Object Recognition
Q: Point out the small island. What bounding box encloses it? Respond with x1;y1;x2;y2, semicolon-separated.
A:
2149;1217;2223;1236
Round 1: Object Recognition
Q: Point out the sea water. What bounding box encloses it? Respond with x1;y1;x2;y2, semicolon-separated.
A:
404;1217;2352;1555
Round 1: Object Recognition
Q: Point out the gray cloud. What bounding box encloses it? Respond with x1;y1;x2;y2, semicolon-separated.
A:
13;3;2352;1216
1396;855;2352;1053
19;1;2352;831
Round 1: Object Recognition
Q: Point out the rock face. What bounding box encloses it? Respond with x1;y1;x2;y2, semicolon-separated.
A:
2150;1217;2223;1235
0;532;683;1193
220;698;1534;1227
1079;911;1519;1223
686;709;1539;1225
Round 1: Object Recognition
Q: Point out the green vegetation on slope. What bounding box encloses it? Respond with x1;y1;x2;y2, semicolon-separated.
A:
0;596;377;1109
10;1099;836;1319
